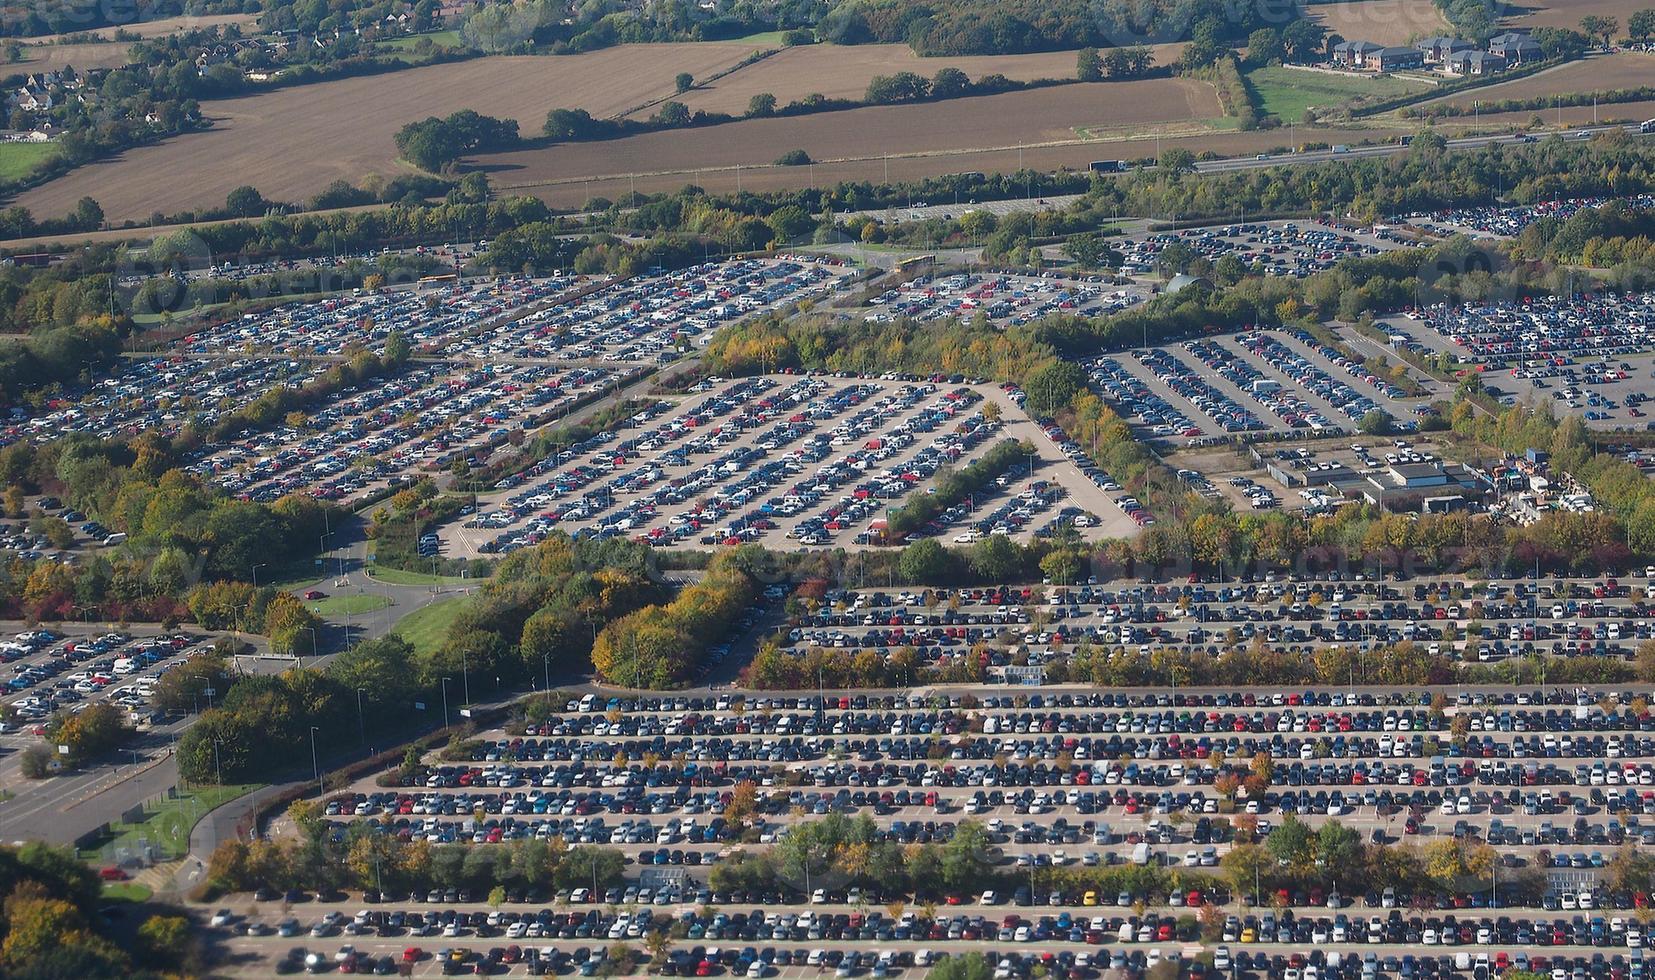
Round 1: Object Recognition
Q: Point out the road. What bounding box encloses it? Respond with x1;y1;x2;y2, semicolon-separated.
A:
1193;125;1652;175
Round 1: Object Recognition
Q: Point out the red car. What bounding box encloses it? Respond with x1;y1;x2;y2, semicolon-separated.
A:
303;590;327;600
98;867;129;881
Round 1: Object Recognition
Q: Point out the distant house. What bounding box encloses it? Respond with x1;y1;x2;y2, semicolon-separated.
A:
1448;50;1507;75
1416;36;1471;63
1332;39;1383;67
1489;32;1543;63
1371;46;1424;71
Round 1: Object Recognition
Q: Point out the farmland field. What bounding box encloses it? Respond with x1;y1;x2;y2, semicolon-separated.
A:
1247;65;1432;119
1503;0;1654;29
483;77;1223;187
1307;0;1450;45
477;121;1399;207
10;43;767;225
17;12;258;43
1432;52;1655;107
661;42;1188;117
15;40;144;70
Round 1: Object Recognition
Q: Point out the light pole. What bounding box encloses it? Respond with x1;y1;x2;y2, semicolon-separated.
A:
212;738;223;787
355;688;367;747
462;647;471;706
441;676;452;729
300;627;317;668
308;725;322;798
251;563;266;591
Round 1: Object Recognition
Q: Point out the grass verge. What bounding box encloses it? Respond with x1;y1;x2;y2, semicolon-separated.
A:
366;565;486;586
77;783;262;862
389;595;470;656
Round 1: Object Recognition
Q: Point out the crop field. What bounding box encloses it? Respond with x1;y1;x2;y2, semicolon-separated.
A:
660;42;1188;117
490;121;1399;208
1307;0;1450;45
15;40;143;70
1504;0;1654;29
1247;65;1432;119
16;11;258;43
1434;52;1655;108
479;78;1223;185
11;43;766;226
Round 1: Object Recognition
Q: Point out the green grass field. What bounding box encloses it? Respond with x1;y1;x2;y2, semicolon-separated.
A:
78;784;261;862
1245;65;1429;120
378;29;462;50
0;141;59;181
306;593;393;617
102;882;153;902
391;595;470;657
366;565;486;586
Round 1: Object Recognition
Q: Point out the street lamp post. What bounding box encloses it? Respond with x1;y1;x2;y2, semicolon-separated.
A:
308;725;322;798
441;677;452;729
355;688;366;747
462;647;471;707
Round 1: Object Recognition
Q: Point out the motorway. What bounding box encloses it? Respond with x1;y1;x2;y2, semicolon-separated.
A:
1193;125;1653;175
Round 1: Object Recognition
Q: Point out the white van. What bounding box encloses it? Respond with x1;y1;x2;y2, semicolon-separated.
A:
112;658;138;675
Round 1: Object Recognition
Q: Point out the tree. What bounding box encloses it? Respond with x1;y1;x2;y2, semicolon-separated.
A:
72;196;103;231
865;72;929;104
1158;148;1195;174
1267;814;1314;870
545;108;603;140
652;101;691;127
747;92;777;117
774;148;811;166
766;205;813;242
1247;28;1284;65
1579;15;1619;46
1358;409;1394;435
927;953;993;980
1629;9;1655;42
1063;232;1120;270
226;185;266;217
899;539;951;583
1023;361;1086;417
968;534;1020;583
137;915;190;966
674;72;694;93
930;68;970;98
151;650;233;714
725;780;759;827
1076;47;1102;81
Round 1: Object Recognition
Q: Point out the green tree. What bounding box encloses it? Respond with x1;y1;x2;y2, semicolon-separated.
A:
899;538;951;583
1247;28;1284;65
652;101;691;127
968;534;1021;582
930;67;970;98
1358;409;1394;435
1579;14;1619;46
1076;47;1102;81
226;185;266;217
674;72;694;93
1629;9;1655;41
927;953;994;980
1023;361;1086;417
747;92;777;117
1158;148;1196;174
